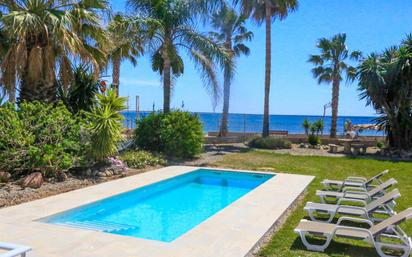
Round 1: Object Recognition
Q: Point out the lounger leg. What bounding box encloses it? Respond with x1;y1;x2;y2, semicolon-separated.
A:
375;242;411;257
307;210;335;223
298;231;332;252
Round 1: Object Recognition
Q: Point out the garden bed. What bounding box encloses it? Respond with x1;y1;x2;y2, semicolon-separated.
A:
0;166;160;208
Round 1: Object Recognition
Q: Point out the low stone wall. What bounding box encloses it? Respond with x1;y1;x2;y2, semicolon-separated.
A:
205;132;384;146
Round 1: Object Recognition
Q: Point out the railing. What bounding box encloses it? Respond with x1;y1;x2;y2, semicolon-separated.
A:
122;111;384;137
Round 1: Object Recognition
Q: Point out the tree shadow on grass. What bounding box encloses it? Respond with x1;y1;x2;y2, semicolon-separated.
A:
290;236;378;257
204;144;250;155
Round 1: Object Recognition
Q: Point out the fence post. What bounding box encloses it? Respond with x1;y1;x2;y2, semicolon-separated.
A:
243;113;246;137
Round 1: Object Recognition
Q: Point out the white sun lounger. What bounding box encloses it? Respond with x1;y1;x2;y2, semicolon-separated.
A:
316;178;397;204
295;208;412;257
305;189;400;223
321;170;389;191
0;242;31;257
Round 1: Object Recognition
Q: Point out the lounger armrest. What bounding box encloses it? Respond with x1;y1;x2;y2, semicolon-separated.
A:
342;186;367;193
343;191;369;199
336;205;368;215
337;198;367;206
346;176;368;183
337;216;374;227
333;226;373;239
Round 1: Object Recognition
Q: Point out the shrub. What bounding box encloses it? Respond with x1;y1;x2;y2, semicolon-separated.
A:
119;151;165;169
308;134;321;146
85;90;126;161
302;118;323;146
59;64;99;114
248;136;292;149
0;102;84;176
134;111;204;158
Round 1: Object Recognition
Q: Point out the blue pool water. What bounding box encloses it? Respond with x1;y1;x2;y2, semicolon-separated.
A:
43;169;274;242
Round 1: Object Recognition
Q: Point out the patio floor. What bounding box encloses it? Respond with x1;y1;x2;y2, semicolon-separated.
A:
0;166;314;257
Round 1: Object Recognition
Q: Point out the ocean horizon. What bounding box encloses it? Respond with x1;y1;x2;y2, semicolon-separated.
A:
122;111;383;136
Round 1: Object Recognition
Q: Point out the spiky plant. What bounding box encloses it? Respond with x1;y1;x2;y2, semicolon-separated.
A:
128;0;230;112
86;90;127;161
0;0;109;103
358;35;412;149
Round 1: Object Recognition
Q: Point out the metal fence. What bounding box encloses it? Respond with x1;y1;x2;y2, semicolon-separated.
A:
122;111;384;136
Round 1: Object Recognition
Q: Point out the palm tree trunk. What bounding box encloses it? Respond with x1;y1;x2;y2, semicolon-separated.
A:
262;3;272;138
8;82;16;104
163;56;172;113
112;56;121;96
19;53;35;102
330;78;340;138
219;63;231;137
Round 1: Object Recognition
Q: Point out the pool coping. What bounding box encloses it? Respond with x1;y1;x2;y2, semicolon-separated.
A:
0;166;314;257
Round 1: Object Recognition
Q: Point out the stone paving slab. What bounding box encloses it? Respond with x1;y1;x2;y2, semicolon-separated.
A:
0;166;314;257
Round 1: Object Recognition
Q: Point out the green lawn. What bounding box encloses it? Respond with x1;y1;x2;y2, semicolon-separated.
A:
214;151;412;257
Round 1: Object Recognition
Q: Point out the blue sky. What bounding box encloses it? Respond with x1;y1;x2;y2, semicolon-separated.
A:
111;0;412;116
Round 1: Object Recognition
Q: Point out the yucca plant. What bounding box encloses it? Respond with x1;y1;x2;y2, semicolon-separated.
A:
86;90;127;161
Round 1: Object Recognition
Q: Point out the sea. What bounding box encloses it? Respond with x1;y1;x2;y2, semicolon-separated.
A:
122;111;383;136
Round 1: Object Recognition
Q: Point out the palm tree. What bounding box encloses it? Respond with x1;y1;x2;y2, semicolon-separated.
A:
107;14;144;96
0;0;109;103
0;29;15;103
210;6;253;137
358;35;412;149
308;33;361;138
235;0;298;137
128;0;229;113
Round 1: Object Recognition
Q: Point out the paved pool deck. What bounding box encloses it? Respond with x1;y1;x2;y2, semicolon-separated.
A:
0;166;314;257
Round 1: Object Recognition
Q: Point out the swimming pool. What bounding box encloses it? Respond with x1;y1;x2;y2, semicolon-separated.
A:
42;169;274;242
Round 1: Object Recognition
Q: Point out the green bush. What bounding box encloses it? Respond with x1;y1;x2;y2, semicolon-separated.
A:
307;134;321;146
134;111;204;158
59;64;99;114
119;151;165;169
248;136;292;149
85;90;126;161
0;102;84;176
303;118;323;146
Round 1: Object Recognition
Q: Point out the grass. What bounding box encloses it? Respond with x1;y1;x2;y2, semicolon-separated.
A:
213;150;412;257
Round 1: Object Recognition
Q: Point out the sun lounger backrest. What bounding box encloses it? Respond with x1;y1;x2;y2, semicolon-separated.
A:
371;208;412;236
366;189;401;212
366;170;389;184
368;178;397;196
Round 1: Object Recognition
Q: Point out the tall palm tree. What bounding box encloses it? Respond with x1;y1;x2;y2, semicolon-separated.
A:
0;0;109;103
210;6;253;137
308;33;361;138
107;14;144;96
128;0;229;113
235;0;298;137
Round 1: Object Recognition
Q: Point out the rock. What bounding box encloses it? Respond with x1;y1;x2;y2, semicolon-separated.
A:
97;171;106;177
105;170;113;177
85;168;92;177
22;172;44;189
0;171;11;182
92;169;100;177
56;171;68;182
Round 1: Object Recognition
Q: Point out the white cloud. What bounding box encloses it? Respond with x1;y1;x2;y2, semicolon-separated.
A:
120;78;160;87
